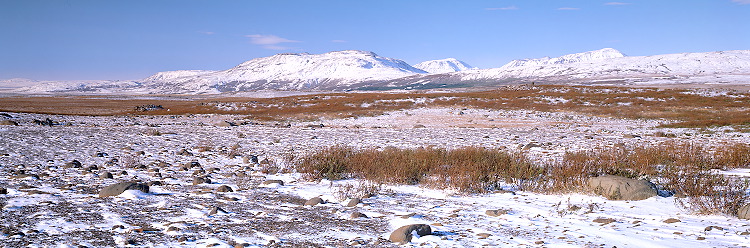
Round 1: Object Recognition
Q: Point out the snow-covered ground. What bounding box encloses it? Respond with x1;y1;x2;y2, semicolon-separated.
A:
1;108;749;247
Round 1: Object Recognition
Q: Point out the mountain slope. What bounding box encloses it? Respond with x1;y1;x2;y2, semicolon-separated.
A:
500;48;625;68
142;50;427;93
414;58;476;73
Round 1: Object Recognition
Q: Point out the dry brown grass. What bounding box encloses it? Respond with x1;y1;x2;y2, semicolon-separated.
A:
297;142;750;215
2;85;750;127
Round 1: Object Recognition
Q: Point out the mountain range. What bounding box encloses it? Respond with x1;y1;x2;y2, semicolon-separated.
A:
4;48;750;94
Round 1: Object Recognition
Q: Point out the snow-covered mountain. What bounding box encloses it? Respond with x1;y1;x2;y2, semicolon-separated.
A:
500;48;625;68
413;58;476;74
458;50;750;83
7;48;750;94
141;50;427;93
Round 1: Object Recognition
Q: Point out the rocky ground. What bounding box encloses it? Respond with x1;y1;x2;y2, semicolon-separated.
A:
1;108;750;247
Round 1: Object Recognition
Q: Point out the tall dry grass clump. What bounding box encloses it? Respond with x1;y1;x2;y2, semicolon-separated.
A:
297;142;750;215
297;146;543;193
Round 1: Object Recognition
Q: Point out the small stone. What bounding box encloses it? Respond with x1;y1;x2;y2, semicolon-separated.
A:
99;182;149;197
261;179;284;186
477;233;491;239
696;237;706;240
485;209;509;216
663;218;681;224
704;225;724;231
593;218;616;225
208;206;227;216
99;172;114;179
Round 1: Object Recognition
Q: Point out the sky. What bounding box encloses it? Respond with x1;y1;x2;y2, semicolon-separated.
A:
1;0;748;81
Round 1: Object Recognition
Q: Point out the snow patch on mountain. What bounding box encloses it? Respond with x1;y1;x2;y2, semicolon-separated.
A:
142;70;216;82
501;48;625;68
414;58;477;74
141;50;427;93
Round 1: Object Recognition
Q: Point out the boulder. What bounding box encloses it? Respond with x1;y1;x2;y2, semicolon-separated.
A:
588;175;657;201
304;197;323;206
485;209;510;217
64;160;83;169
345;198;361;207
215;121;235;127
208;206;227;216
99;171;114;179
216;185;233;192
388;224;432;244
737;204;750;219
99;182;149;197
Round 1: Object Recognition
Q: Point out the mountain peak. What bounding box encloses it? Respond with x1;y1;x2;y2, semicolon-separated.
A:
502;48;625;68
414;58;476;74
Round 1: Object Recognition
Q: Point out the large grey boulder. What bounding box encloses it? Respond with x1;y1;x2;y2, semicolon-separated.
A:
737;204;750;219
99;182;149;197
588;175;657;201
389;224;432;244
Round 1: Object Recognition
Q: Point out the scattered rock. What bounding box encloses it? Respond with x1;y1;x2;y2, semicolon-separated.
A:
64;160;83;168
208;206;227;216
588;175;657;201
593;218;616;225
216;185;233;192
0;120;18;126
215;121;236;127
345;198;361;207
99;171;114;179
304;197;323;206
477;233;492;239
193;177;211;185
389;224;432;244
705;225;724;231
485;209;510;217
0;188;7;194
350;211;368;219
99;182;149;197
177;149;193;156
663;218;681;224
261;179;284;186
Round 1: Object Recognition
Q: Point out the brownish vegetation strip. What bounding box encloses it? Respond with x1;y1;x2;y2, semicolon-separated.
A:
2;85;749;127
296;142;750;215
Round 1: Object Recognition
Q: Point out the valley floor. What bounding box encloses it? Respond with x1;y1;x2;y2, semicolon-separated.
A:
1;108;749;247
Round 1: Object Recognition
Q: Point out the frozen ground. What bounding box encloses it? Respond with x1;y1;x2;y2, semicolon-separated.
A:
1;108;750;247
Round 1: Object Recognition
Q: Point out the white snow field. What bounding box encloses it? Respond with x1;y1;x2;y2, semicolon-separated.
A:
1;106;750;247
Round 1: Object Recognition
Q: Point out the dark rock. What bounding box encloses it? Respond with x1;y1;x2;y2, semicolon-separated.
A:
389;224;432;244
0;188;7;194
65;160;83;168
208;206;227;216
663;218;681;224
177;149;193;156
99;182;149;197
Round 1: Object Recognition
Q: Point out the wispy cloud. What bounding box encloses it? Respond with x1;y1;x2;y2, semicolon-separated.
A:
557;7;580;10
331;40;348;43
486;6;519;10
199;31;215;35
245;34;300;50
731;0;750;4
605;2;631;5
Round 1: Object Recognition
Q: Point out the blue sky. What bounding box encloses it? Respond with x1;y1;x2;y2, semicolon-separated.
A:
1;0;748;81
